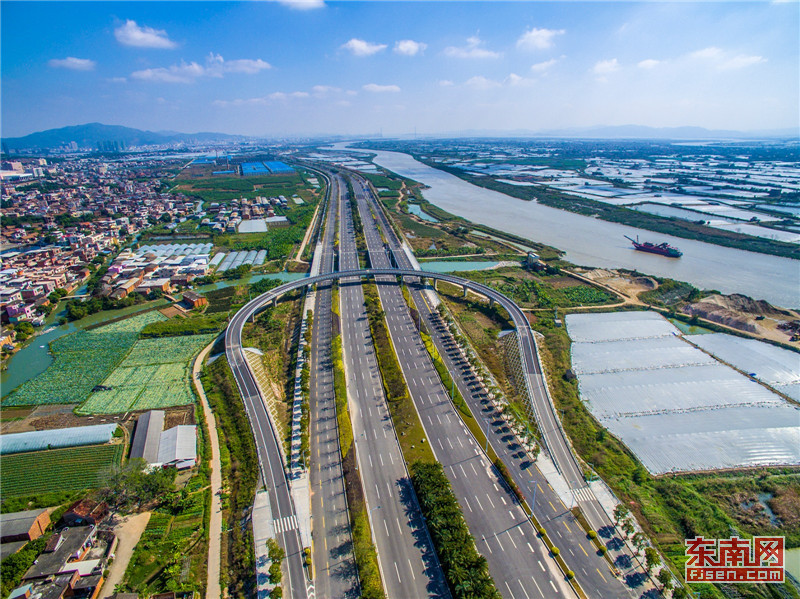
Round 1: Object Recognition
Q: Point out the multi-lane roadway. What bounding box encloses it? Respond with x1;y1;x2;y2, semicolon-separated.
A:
224;166;654;598
337;175;449;598
306;172;359;598
355;172;650;597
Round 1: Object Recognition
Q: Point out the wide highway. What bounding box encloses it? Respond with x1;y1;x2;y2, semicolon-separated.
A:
305;171;359;598
352;174;646;597
226;178;651;597
337;174;450;598
351;177;575;598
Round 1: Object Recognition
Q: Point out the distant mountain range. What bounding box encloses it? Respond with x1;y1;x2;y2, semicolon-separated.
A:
3;122;797;151
3;123;240;151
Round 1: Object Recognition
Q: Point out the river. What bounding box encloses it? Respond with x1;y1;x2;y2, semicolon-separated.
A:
342;145;799;308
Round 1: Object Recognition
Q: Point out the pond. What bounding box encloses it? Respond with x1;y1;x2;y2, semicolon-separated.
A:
407;203;439;223
420;260;501;273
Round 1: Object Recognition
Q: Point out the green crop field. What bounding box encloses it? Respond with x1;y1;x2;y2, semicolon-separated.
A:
77;334;215;415
0;443;124;498
3;312;166;407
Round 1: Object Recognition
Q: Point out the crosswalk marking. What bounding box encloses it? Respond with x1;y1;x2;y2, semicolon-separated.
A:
273;515;299;534
573;487;596;503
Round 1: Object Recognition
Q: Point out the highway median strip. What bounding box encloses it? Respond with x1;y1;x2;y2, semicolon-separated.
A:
331;285;385;599
410;461;502;599
363;283;435;464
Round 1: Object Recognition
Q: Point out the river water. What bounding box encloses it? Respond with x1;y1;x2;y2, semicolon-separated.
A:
348;146;799;308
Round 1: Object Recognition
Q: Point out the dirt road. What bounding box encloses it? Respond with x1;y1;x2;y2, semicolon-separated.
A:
194;341;223;599
99;512;151;598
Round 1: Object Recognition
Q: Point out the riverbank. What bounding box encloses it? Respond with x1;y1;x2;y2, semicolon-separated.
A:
408;152;799;261
346;145;798;308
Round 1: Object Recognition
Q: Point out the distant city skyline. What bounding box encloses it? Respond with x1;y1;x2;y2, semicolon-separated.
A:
2;1;798;138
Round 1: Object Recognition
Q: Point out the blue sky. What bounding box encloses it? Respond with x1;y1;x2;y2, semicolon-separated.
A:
2;1;798;137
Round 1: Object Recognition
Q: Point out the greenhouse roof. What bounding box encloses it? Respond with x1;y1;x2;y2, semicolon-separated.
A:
0;423;118;455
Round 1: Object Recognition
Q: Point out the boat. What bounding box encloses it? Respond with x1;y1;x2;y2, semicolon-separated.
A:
624;235;682;258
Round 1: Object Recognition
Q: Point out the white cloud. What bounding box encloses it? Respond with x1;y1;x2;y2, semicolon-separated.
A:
270;91;311;100
439;79;455;87
530;58;558;73
275;0;325;10
687;47;767;70
721;54;766;70
363;83;401;93
341;38;387;57
213;97;266;108
444;36;501;59
48;57;96;71
132;53;270;83
516;27;565;51
222;58;272;74
505;73;535;87
637;59;661;69
593;58;620;75
109;77;127;83
114;20;177;49
464;75;501;90
132;61;203;83
312;85;341;96
394;40;427;56
690;47;723;60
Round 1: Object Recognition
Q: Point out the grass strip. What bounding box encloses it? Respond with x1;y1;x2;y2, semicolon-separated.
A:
363;283;435;464
419;330;472;418
331;288;384;599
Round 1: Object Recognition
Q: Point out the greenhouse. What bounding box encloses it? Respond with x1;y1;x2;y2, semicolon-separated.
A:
566;311;800;474
0;423;118;455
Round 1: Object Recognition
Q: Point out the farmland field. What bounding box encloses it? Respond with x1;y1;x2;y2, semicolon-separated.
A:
2;312;166;407
0;443;124;497
77;334;215;414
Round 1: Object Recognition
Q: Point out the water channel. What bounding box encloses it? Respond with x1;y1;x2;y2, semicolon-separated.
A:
339;145;799;308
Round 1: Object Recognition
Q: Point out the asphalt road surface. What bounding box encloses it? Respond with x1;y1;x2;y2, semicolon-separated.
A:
352;177;576;599
338;175;450;599
307;173;360;598
226;305;309;599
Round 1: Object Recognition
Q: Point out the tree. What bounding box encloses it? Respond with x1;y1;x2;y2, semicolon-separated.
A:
632;531;648;554
657;567;673;591
644;547;661;574
13;321;35;341
672;587;689;599
98;459;176;510
159;212;173;223
622;519;635;537
613;504;629;525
